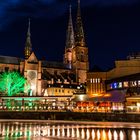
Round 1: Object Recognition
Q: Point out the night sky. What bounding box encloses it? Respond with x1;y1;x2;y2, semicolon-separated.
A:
0;0;140;70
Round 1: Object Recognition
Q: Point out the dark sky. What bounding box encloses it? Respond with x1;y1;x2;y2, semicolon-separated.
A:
0;0;140;70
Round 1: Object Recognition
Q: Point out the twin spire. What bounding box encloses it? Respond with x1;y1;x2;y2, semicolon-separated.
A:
24;0;85;59
66;0;86;49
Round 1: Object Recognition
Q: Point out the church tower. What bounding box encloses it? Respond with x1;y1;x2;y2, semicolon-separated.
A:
64;5;75;69
72;0;89;83
24;19;32;59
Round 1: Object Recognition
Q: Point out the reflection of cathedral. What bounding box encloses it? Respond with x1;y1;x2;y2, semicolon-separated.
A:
0;0;88;108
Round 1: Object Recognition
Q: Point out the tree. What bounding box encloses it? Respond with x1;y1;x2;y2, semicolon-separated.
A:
0;71;30;96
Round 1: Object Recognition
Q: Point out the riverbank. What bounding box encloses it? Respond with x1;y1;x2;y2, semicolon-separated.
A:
0;111;140;122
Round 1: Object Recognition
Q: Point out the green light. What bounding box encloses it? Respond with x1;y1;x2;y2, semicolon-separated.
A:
0;71;30;96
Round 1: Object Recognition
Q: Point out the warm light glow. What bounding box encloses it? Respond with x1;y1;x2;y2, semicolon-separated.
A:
86;129;90;139
97;129;100;140
102;129;107;140
92;129;95;139
132;130;136;140
57;126;60;137
67;126;70;137
113;130;118;140
76;127;80;138
108;130;112;140
120;130;124;140
81;128;85;139
72;127;75;137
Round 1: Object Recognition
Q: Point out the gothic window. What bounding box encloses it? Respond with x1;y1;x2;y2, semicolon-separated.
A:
80;50;84;62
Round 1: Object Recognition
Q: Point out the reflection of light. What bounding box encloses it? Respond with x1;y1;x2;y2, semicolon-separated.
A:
113;130;118;140
62;125;65;137
132;130;136;140
108;129;112;139
102;129;107;140
7;125;9;134
86;129;90;139
76;128;80;138
92;129;95;139
57;126;60;137
25;124;27;137
72;127;75;137
97;129;100;140
120;130;124;140
67;126;70;137
11;125;14;136
81;128;85;139
42;129;47;136
138;130;140;140
47;126;50;136
52;125;55;136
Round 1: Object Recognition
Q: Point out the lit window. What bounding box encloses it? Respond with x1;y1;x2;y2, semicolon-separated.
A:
110;84;113;89
98;78;100;83
93;79;95;83
130;81;137;87
138;81;140;87
118;82;122;88
90;78;92;83
113;83;117;89
123;81;129;87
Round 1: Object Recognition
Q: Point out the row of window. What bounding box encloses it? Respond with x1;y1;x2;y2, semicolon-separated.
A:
55;89;73;94
90;78;101;83
107;80;140;90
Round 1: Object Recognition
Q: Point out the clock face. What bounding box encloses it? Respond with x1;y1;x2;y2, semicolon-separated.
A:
28;71;36;80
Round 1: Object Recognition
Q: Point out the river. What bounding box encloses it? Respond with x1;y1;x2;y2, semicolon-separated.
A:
0;120;139;140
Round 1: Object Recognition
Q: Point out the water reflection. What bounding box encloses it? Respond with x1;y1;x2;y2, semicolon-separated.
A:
0;122;139;140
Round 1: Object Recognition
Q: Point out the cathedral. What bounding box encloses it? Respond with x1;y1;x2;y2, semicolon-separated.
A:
0;0;89;111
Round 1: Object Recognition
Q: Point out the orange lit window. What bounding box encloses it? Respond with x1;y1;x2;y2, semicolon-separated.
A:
123;81;129;87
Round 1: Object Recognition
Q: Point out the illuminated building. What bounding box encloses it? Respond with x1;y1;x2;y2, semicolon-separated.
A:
0;0;89;111
87;53;140;112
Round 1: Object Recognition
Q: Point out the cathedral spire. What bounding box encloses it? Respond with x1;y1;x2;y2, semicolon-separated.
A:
75;0;86;47
24;18;32;59
65;5;75;49
64;5;75;69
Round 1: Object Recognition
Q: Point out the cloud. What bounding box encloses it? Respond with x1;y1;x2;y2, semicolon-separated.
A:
0;0;139;31
0;0;69;30
81;0;139;7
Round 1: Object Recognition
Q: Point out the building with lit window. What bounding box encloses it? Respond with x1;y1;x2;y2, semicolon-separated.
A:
87;53;140;112
0;0;89;111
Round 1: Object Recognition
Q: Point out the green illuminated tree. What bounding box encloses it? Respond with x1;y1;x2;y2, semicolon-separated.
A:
0;71;30;96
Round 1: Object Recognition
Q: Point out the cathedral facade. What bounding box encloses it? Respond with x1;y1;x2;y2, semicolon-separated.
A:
0;0;89;110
